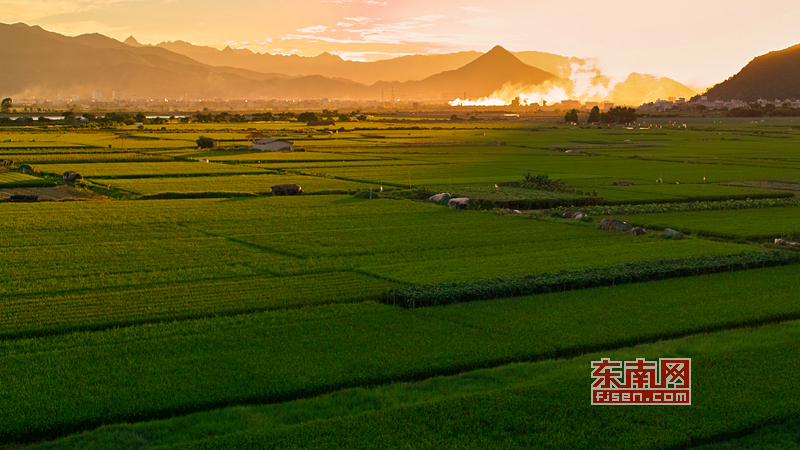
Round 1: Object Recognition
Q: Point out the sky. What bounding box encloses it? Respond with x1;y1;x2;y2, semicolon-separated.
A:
5;0;800;89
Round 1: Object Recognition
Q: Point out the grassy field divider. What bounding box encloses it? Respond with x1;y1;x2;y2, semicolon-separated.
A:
549;196;800;217
0;180;58;189
139;192;260;200
382;251;800;308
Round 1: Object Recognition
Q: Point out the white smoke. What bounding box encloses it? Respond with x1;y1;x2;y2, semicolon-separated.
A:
448;97;506;106
451;58;624;106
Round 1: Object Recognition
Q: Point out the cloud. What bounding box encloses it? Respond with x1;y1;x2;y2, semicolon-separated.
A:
331;51;415;61
460;6;490;13
362;0;387;4
409;14;446;22
297;25;330;33
344;16;375;23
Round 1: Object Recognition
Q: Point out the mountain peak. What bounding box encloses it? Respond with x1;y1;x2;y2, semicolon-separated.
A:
124;35;142;47
316;52;343;61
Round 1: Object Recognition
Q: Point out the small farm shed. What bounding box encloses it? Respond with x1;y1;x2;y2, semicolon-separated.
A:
270;184;302;196
63;171;83;182
253;138;294;152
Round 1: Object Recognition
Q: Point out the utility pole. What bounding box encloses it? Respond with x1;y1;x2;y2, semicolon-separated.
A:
381;88;385;108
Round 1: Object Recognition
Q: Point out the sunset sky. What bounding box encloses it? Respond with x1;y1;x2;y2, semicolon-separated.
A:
5;0;800;88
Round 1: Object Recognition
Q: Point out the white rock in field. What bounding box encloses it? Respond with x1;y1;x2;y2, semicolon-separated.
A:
429;193;451;202
448;198;470;210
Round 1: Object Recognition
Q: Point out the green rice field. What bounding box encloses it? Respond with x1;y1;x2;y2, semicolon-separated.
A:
2;118;800;449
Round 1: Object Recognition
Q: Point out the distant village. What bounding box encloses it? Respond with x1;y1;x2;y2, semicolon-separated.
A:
4;90;800;117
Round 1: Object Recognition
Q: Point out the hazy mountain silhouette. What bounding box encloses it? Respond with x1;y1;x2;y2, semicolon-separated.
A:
702;43;800;101
154;40;693;104
156;40;481;84
0;25;557;101
0;22;696;105
380;46;559;100
0;23;370;100
611;73;698;105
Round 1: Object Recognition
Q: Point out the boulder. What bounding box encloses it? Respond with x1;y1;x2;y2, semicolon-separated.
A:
448;198;470;210
663;228;683;240
599;218;632;232
62;171;82;182
564;210;587;219
270;184;302;196
429;193;451;203
629;227;646;236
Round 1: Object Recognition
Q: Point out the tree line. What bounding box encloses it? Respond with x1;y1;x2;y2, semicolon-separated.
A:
565;106;637;125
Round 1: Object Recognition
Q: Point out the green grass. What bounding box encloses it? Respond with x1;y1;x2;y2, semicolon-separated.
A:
0;196;752;338
94;174;373;195
22;319;800;450
7;120;800;449
615;206;800;241
168;319;800;450
689;416;800;449
2;264;800;445
0;152;174;164
33;162;266;178
0;171;53;188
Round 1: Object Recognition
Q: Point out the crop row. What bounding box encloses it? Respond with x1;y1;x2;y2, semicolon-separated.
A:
28;317;800;450
170;319;800;450
382;251;800;308
2;265;800;444
549;196;800;217
614;206;800;241
96;174;372;195
33;162;266;178
1;153;174;164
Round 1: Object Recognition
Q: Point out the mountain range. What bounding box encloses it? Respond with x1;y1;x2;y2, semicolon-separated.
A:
2;22;699;106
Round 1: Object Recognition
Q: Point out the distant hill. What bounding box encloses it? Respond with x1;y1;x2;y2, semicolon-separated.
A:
0;22;698;105
611;73;698;105
0;23;370;100
702;43;800;101
155;41;481;85
382;46;559;100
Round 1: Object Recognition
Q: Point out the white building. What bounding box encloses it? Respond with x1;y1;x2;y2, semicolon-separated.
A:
253;138;294;152
92;90;103;101
112;91;125;101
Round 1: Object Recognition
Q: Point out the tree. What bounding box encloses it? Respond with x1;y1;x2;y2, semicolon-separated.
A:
297;112;319;122
564;109;579;123
0;98;11;113
196;136;215;148
63;111;76;122
588;106;600;123
599;106;637;125
134;112;147;123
